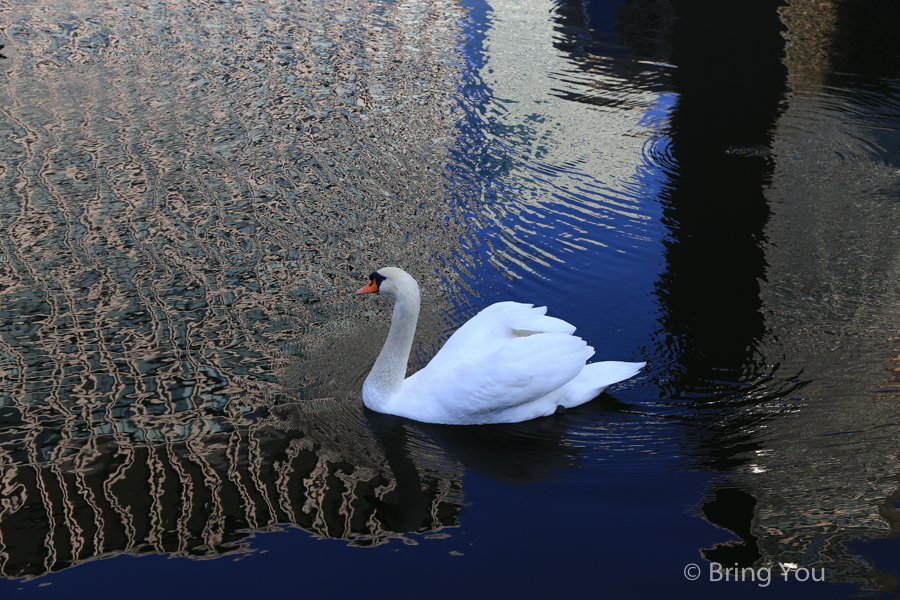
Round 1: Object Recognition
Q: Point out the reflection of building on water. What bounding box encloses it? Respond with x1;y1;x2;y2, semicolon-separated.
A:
747;0;900;594
564;0;900;594
709;0;900;594
0;0;474;582
0;407;463;580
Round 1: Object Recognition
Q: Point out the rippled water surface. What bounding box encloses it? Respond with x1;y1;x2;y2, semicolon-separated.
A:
2;0;900;598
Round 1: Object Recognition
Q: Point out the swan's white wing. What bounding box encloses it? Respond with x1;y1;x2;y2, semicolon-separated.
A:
398;331;593;424
412;302;578;377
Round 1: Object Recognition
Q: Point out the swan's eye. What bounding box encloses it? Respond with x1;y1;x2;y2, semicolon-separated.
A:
370;271;386;289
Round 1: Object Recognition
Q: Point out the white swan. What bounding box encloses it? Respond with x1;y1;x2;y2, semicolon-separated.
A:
357;267;645;424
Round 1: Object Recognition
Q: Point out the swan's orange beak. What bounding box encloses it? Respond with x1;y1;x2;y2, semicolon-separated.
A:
357;279;379;294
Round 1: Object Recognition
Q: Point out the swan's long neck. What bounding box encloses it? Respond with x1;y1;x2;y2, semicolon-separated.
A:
363;283;420;410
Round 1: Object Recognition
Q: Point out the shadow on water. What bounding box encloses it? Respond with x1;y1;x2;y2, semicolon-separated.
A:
647;1;787;569
826;0;900;80
655;0;787;401
547;0;788;574
700;485;763;568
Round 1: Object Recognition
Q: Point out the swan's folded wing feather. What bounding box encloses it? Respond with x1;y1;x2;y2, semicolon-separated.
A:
423;302;578;373
405;332;593;423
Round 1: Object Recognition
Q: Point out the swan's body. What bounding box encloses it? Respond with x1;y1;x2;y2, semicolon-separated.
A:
357;267;645;424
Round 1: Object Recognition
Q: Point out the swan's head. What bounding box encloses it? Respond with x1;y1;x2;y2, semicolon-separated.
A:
356;267;418;300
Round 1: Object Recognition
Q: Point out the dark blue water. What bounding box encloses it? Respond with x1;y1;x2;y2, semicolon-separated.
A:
2;0;900;598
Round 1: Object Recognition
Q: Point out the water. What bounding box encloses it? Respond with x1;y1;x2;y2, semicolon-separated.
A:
1;0;900;598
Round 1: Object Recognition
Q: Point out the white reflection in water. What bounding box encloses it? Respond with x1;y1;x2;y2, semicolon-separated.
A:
456;0;665;283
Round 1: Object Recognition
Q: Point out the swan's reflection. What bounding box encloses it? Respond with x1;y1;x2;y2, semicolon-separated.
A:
388;400;628;483
362;411;435;534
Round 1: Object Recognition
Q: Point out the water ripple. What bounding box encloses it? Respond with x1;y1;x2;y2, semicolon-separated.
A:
0;0;471;455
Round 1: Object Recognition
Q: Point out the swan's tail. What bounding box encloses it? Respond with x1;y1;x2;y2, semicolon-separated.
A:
586;361;645;388
559;360;645;409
